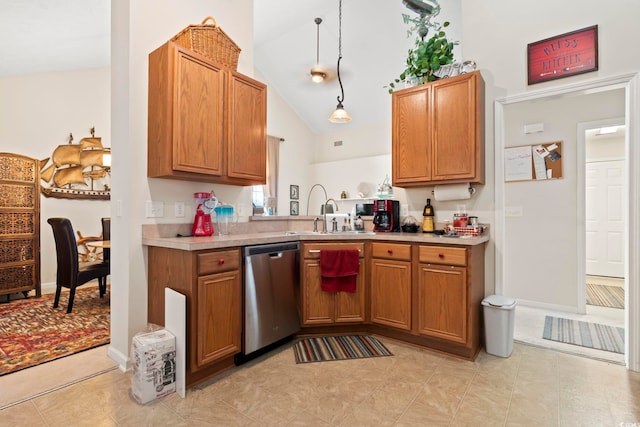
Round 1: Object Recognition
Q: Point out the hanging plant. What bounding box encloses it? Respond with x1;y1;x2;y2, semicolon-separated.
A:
387;15;458;93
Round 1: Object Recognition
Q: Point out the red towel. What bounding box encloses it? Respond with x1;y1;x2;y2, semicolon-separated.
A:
319;249;359;293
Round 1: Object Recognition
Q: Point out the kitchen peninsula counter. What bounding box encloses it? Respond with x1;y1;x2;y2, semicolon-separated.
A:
142;229;489;251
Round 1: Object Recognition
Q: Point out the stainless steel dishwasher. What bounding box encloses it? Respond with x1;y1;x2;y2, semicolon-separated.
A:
242;241;300;359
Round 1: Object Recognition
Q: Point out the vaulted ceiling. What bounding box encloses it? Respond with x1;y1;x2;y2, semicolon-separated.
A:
1;0;465;135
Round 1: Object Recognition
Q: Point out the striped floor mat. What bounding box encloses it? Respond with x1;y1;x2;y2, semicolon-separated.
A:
586;283;624;309
293;335;392;364
543;316;624;354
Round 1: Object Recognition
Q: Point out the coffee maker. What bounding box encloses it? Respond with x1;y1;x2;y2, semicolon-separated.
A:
372;199;400;232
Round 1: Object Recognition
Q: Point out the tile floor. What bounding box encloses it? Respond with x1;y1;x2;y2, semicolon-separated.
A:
514;275;626;365
2;276;636;425
2;337;640;426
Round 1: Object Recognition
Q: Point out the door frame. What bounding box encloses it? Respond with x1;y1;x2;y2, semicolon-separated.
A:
494;72;640;371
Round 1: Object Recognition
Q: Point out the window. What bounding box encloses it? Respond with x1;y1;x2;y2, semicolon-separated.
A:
252;185;264;215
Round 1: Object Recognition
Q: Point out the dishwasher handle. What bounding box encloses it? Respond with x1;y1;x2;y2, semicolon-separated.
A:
244;242;299;257
269;252;284;258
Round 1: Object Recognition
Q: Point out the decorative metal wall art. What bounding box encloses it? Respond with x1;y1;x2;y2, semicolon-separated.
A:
40;127;111;200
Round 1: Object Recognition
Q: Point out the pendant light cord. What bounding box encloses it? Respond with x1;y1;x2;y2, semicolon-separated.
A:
314;17;322;65
336;0;345;106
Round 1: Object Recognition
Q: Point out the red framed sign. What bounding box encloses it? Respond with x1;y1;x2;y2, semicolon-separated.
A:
527;25;598;85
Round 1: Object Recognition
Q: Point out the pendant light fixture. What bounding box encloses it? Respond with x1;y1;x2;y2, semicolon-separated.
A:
328;0;352;123
310;18;327;83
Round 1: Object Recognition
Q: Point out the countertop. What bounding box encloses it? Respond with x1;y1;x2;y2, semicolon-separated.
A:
142;230;489;251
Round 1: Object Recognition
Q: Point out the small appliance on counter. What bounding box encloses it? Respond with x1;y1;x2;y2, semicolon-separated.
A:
192;204;213;236
372;199;400;232
401;216;420;233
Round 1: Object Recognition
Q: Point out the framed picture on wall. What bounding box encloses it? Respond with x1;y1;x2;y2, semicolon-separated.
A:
527;25;598;85
290;201;299;216
290;185;299;200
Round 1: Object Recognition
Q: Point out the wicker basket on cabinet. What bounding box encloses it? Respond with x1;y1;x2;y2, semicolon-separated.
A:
171;16;241;70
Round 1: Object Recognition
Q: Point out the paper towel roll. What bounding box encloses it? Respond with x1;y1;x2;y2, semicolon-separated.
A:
433;183;471;201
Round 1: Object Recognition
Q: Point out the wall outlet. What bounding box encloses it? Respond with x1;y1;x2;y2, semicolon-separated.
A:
174;201;185;217
145;200;164;218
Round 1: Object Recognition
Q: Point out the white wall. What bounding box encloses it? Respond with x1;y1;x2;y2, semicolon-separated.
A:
462;0;640;302
0;67;111;286
109;0;257;366
254;70;316;217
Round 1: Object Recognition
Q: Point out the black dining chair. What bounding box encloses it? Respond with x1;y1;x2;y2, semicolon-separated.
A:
48;218;111;313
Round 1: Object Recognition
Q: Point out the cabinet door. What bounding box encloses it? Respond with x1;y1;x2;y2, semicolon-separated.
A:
418;264;468;344
227;72;267;183
370;258;412;330
301;259;335;325
173;49;224;176
392;85;432;185
196;270;241;369
335;259;366;323
431;73;479;182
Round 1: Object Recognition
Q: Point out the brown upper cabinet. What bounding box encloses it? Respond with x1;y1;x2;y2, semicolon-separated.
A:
392;71;484;187
147;41;267;185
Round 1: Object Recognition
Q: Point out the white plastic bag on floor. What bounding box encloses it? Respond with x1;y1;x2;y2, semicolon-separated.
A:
130;324;176;404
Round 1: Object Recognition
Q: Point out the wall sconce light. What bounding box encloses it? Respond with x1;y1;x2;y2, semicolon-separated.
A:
102;148;111;169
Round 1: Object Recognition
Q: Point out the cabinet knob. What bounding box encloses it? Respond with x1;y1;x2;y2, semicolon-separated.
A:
438;253;445;258
218;259;225;265
387;249;393;255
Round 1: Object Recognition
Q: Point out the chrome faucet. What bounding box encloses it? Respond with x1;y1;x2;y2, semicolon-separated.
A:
323;198;339;233
305;183;328;216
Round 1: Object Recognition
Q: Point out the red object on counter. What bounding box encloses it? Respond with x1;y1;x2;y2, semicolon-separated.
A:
192;204;214;236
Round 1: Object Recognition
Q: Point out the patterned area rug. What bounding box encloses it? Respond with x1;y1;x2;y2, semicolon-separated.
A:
293;335;392;364
543;315;624;354
586;283;624;309
0;287;110;376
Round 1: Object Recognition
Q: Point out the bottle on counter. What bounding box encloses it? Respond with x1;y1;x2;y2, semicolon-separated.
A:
422;198;435;233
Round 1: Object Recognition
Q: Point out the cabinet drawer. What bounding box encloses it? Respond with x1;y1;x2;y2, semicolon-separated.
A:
371;242;411;261
419;246;466;267
302;242;364;259
198;249;241;275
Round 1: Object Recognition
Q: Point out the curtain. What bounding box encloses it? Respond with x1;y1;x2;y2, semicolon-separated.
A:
264;135;281;215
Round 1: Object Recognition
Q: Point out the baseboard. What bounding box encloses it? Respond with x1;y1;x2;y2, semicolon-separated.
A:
40;279;110;295
107;345;130;372
41;281;56;294
516;298;579;313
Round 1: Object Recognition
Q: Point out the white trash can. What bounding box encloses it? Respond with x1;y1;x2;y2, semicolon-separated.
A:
482;294;517;357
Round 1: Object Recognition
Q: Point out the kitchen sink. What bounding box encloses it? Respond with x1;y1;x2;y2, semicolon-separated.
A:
285;231;321;235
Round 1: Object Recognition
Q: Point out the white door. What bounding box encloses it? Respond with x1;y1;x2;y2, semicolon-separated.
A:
585;160;625;277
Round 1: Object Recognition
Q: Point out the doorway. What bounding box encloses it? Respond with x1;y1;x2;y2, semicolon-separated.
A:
495;73;640;371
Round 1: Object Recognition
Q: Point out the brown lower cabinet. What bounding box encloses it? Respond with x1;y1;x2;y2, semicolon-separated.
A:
414;244;485;357
147;246;242;387
299;240;485;360
370;242;412;331
146;238;486;387
301;242;366;325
